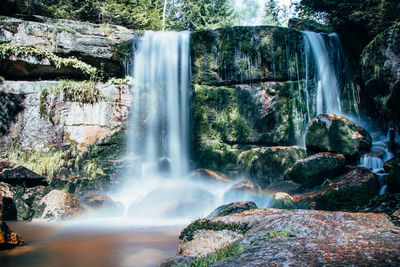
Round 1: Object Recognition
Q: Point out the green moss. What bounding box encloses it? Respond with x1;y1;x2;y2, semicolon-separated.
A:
0;43;98;79
175;242;244;267
2;147;71;181
265;229;293;238
179;219;251;242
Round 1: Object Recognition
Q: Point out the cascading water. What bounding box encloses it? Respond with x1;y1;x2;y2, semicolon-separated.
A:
129;31;189;178
302;31;342;116
109;31;272;223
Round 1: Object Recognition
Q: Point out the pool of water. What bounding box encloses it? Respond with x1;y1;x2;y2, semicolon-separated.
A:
0;221;182;267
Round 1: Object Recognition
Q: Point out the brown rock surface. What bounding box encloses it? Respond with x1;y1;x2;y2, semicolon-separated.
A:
170;209;400;266
189;169;232;184
0;221;24;250
293;168;379;211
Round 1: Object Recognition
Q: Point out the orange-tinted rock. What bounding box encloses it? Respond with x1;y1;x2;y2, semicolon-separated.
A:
0;221;24;250
294;168;379;211
189;169;232;184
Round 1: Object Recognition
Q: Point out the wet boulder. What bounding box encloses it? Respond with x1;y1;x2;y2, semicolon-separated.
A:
294;168;379;211
82;191;123;216
207;201;258;218
383;155;400;193
189;169;232;184
270;192;296;209
238;146;306;188
0;197;17;221
284;152;346;188
34;189;83;222
264;180;302;195
0;160;48;187
0;222;24;250
305;114;372;156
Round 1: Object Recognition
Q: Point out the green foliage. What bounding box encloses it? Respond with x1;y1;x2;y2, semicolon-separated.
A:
175;242;244;267
179;219;251;242
0;44;97;79
83;159;106;179
166;0;234;30
2;147;68;180
106;76;134;85
296;0;400;50
0;0;163;30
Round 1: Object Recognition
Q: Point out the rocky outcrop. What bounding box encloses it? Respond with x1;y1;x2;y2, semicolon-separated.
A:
167;209;400;266
360;24;400;127
34;189;83;222
0;196;17;221
238;146;306;188
385;155;400;193
306;114;372;156
0;81;130;151
191;26;304;85
270;192;295;209
0;222;24;250
193;82;307;172
284;152;346;188
0;160;47;187
0;16;135;78
294;168;379;211
223;180;261;203
207;201;258;218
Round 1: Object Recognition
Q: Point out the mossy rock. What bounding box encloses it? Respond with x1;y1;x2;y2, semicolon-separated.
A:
207;201;258;218
270;192;296;210
387;155;400;193
284;152;346;188
305;114;372;156
191;26;305;85
192;81;307;172
238;146;307;188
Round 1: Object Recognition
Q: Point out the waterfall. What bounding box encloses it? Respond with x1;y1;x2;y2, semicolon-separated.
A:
302;31;342;116
129;31;190;178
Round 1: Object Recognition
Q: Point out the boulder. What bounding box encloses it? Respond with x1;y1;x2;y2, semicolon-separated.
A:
0;222;24;250
0;197;17;221
207;201;258;218
238;146;307;188
82;191;123;216
264;180;302;194
305;114;372;156
294;168;379;211
270;192;296;209
189;169;232;184
0;160;48;187
283;152;346;188
386;155;400;193
167;209;400;266
0;16;135;78
34;189;83;222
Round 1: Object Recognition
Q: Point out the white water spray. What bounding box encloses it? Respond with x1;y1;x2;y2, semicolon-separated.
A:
302;31;342;115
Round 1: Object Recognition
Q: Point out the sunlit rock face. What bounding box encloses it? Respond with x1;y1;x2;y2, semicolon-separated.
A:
0;16;135;78
0;81;130;151
305;114;372;157
165;209;400;266
0;222;24;250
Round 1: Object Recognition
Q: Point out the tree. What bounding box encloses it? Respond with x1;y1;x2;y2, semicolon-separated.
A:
166;0;234;31
231;0;260;26
264;0;281;26
296;0;400;52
